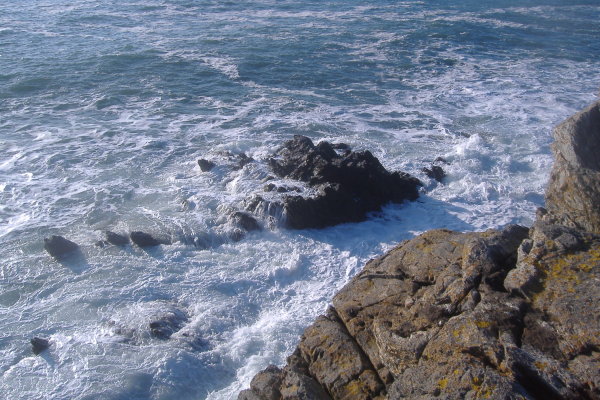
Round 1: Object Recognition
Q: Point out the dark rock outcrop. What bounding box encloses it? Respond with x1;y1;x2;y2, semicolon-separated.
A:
198;159;216;172
105;231;129;246
422;165;446;182
30;337;50;355
545;100;600;234
239;102;600;399
129;231;170;248
230;212;261;232
44;235;79;260
268;135;421;229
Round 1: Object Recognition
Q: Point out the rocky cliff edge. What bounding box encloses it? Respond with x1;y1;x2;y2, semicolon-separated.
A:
239;100;600;400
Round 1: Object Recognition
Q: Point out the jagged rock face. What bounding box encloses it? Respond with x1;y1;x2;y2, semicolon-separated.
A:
268;135;421;229
546;100;600;234
240;223;600;399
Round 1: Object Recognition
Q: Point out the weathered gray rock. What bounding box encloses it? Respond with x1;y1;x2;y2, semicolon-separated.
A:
238;365;283;400
279;367;331;400
297;307;385;399
546;100;600;234
239;223;600;399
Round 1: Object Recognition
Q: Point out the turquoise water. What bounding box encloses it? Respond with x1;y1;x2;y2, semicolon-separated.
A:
1;1;599;399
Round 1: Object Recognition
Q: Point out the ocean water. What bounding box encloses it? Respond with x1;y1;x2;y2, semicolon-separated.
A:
1;0;599;398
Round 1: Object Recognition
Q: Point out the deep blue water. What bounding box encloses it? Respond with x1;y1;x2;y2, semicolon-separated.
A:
1;1;599;399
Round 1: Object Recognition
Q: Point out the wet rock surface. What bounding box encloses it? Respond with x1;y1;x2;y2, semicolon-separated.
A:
197;158;216;172
149;309;188;340
422;165;446;182
44;235;79;260
105;231;129;246
267;135;421;229
239;103;600;399
30;337;50;355
129;231;170;247
230;211;261;232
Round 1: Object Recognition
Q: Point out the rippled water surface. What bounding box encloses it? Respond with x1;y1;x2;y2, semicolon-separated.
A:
1;1;599;399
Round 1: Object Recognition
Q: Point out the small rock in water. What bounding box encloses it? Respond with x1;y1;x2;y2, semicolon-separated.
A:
44;235;79;260
267;135;421;229
30;337;50;355
197;159;215;172
422;165;446;182
105;231;129;246
149;311;187;340
130;231;169;247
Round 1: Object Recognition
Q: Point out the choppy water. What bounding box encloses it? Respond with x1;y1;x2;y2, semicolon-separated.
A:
1;1;599;399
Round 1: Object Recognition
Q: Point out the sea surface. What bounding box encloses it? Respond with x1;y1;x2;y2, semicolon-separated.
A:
1;0;599;399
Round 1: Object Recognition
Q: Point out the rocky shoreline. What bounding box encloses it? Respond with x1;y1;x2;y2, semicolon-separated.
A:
239;101;600;399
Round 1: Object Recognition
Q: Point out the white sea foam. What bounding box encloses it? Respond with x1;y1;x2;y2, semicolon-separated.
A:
1;0;599;399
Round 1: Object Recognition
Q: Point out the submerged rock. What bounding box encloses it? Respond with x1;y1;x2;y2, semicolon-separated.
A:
44;235;79;260
546;100;600;234
30;337;50;355
149;310;188;340
268;135;421;229
105;231;129;246
130;231;170;247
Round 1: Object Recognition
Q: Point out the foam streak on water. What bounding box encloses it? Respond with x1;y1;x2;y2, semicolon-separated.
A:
1;1;599;399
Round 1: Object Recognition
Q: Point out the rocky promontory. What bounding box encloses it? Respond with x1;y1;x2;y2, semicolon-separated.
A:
239;100;600;399
264;135;421;229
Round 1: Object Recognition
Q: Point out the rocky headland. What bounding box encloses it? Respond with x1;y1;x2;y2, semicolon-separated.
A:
239;100;600;399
